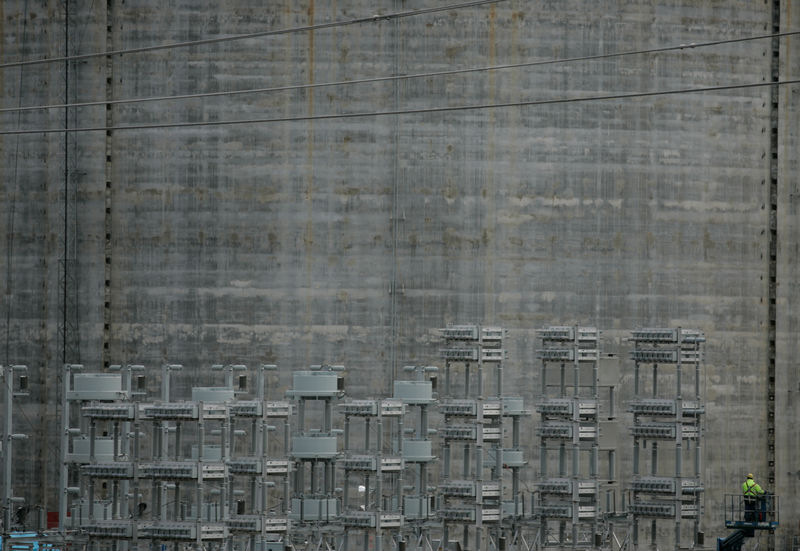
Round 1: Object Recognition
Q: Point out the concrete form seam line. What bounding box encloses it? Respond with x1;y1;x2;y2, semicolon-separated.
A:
0;0;508;70
4;29;800;115
2;78;799;136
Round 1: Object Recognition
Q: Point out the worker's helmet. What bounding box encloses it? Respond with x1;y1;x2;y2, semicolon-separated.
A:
747;473;754;479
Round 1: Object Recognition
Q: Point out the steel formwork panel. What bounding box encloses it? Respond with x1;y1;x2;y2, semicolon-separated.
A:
631;422;700;440
537;326;597;342
439;399;502;417
82;521;134;539
227;515;261;532
380;399;405;416
227;458;262;474
440;400;477;416
81;403;136;420
227;516;289;533
265;401;291;417
342;455;375;471
440;325;480;341
439;347;480;361
481;349;505;362
631;477;705;495
628;502;676;518
537;327;575;341
339;400;378;416
630;423;676;439
438;481;500;499
138;461;227;480
138;522;227;540
629;349;702;364
537;423;601;440
631;477;676;493
536;399;573;416
629;399;705;417
264;460;291;474
538;479;598;496
229;400;262;416
537;348;574;361
481;326;504;342
80;462;134;478
438;508;476;522
439;425;501;442
341;511;377;527
630;328;705;344
536;504;572;519
141;403;198;419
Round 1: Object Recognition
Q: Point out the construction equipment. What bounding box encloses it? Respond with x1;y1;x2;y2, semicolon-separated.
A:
717;494;779;551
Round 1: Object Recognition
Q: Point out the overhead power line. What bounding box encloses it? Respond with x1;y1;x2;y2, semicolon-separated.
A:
0;0;506;70
2;29;798;115
2;79;797;136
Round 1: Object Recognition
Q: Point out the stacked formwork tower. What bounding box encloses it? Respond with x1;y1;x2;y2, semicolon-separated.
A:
59;364;134;539
339;397;405;550
535;326;602;549
139;364;292;550
62;364;292;551
627;329;705;551
75;365;235;549
69;364;149;549
437;324;508;551
393;365;438;550
2;364;29;535
222;364;292;550
285;365;344;550
500;390;531;549
134;374;232;548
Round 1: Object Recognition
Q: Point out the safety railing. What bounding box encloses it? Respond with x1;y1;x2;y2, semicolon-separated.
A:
723;494;779;530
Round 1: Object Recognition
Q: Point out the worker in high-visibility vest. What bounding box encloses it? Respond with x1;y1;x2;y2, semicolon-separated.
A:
742;473;765;521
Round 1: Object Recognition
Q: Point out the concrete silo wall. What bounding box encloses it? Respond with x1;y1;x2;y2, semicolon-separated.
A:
2;0;799;542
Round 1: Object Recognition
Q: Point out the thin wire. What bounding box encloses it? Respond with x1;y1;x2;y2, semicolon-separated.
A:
5;0;30;367
0;0;506;70
3;29;799;115
2;78;798;136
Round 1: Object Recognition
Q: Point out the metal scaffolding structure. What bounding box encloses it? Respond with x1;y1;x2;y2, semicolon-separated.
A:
436;324;529;551
2;365;29;535
286;365;344;550
628;328;705;551
58;363;292;551
1;325;707;551
393;365;438;550
340;397;405;550
535;326;603;550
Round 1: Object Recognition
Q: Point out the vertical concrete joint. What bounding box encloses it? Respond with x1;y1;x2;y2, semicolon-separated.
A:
766;0;780;494
102;0;115;369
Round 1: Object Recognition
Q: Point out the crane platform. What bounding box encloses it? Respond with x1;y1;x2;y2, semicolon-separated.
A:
718;494;779;551
722;494;779;531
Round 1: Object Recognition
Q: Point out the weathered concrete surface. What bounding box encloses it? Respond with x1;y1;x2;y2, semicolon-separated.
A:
775;0;800;542
1;0;797;543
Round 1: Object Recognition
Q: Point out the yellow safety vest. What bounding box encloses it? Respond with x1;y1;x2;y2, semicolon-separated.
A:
742;479;764;497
